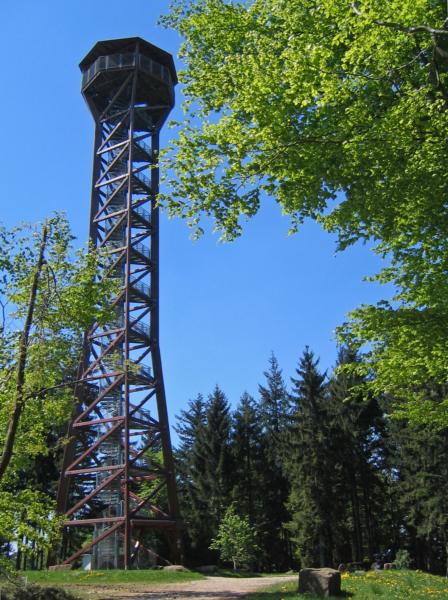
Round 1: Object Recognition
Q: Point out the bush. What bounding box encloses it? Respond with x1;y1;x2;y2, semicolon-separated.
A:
394;549;412;570
0;585;79;600
210;504;259;570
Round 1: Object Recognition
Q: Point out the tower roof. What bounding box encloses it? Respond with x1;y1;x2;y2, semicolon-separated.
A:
79;37;177;85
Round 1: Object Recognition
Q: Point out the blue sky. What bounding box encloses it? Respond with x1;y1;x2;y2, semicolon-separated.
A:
1;0;387;441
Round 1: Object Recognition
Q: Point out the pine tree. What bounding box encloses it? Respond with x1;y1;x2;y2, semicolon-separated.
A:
259;353;290;464
286;347;333;567
327;346;389;565
194;386;232;532
174;394;208;561
230;393;263;524
390;417;448;575
257;354;292;570
175;394;207;477
177;386;232;562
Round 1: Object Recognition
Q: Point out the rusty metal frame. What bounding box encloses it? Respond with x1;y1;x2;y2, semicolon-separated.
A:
57;38;181;570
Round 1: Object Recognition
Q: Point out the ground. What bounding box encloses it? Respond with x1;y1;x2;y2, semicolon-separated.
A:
53;574;297;600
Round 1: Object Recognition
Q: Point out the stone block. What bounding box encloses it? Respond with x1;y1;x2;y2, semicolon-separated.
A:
298;568;341;597
48;564;73;571
163;564;188;571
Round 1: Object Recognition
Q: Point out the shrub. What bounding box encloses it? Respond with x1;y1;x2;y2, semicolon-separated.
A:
0;585;78;600
394;549;412;570
210;504;259;570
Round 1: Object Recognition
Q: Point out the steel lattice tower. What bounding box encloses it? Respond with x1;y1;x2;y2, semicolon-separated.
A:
57;38;181;569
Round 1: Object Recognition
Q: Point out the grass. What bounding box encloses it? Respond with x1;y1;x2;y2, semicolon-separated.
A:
18;568;204;586
214;569;296;578
249;569;448;599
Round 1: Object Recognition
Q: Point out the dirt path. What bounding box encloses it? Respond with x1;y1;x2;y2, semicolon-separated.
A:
77;575;297;600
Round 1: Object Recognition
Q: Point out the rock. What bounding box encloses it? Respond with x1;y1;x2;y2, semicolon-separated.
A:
163;564;188;572
196;565;218;574
298;568;341;598
384;563;396;570
48;564;73;571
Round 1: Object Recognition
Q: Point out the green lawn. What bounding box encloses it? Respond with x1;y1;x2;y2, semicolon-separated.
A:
249;570;448;599
214;569;297;578
19;568;204;586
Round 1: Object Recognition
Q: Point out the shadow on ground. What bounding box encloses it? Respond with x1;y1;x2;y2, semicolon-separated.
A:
249;592;354;600
98;592;355;600
99;594;254;600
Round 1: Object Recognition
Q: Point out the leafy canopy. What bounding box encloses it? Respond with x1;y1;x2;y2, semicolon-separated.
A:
0;215;116;564
162;0;448;425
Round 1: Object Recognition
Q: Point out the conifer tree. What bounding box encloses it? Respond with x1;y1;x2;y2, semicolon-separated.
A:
195;386;232;532
177;386;232;562
230;393;263;524
286;347;333;567
175;394;207;477
259;353;290;463
390;417;448;575
328;346;388;564
174;394;208;561
257;354;292;569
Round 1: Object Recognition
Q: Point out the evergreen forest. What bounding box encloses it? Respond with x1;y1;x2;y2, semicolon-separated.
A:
175;350;448;575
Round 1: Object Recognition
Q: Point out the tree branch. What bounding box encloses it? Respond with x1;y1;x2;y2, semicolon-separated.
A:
0;223;49;482
25;374;86;401
351;3;448;37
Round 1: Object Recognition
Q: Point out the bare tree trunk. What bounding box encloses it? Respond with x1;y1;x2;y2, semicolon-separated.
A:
16;541;22;571
0;224;48;482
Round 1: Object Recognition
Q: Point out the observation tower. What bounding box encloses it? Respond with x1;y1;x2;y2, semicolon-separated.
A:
57;37;181;569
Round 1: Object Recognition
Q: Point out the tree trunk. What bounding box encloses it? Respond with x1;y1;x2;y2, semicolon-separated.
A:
0;224;48;482
362;480;375;557
445;540;448;579
350;474;363;562
319;532;326;567
16;542;22;571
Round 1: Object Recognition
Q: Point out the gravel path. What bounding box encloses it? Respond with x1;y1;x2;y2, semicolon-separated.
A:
81;575;297;600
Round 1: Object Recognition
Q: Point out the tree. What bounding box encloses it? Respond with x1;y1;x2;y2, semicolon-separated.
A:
257;354;292;569
230;392;277;569
177;386;232;561
210;504;258;570
258;353;291;461
161;0;448;425
230;393;263;523
286;347;334;567
327;346;390;564
0;216;115;568
174;394;209;558
193;386;232;534
175;393;207;475
389;417;448;575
